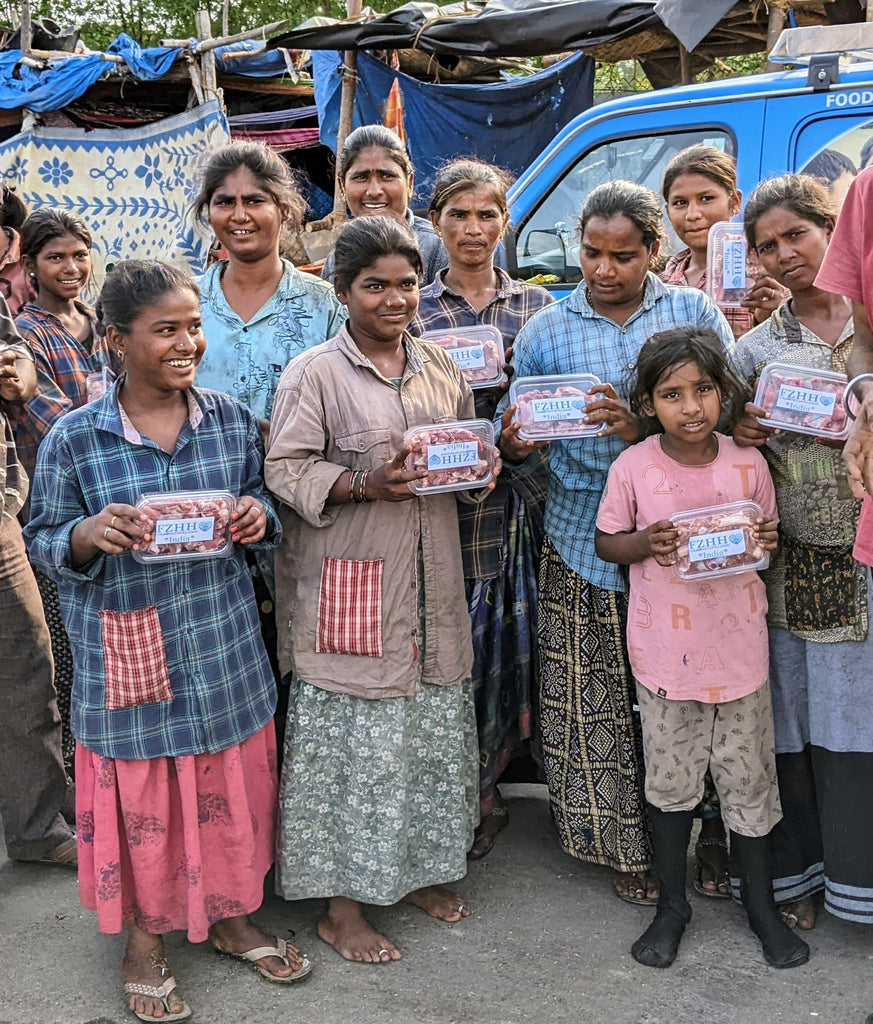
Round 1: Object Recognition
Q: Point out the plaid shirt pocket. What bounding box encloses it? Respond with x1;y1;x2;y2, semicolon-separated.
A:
316;557;385;658
100;606;174;710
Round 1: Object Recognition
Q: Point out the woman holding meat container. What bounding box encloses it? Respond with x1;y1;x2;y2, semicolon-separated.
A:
498;179;733;905
266;215;500;963
731;173;873;932
24;260;311;1023
410;158;554;858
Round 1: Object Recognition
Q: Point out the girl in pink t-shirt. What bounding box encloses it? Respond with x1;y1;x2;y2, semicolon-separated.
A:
595;326;809;972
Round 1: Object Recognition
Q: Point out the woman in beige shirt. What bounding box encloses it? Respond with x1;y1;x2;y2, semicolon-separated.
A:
266;216;498;964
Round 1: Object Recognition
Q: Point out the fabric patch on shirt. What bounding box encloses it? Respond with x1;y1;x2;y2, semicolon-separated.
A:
316;557;384;658
100;606;174;710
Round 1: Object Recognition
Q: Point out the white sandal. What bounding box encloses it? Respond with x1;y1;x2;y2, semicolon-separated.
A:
212;935;313;984
123;976;191;1022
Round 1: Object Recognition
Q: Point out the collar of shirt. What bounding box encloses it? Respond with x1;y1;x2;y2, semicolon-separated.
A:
200;258;316;327
94;380;212;445
334;322;430;382
567;271;671;319
427;265;520;305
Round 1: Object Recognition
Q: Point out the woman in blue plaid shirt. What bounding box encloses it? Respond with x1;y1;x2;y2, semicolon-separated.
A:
499;180;733;906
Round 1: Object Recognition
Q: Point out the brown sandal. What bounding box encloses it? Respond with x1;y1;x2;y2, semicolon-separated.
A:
468;807;509;860
15;835;78;868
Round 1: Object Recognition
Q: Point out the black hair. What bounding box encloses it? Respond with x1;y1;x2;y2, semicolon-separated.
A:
193;142;306;230
578;179;663;249
802;147;856;188
96;260;198;338
332;216;422;294
860;135;873;171
661;144;738;203
20;208;92;260
743;173;835;249
338;124;414;186
427;158;512;218
628;326;746;437
0;186;27;231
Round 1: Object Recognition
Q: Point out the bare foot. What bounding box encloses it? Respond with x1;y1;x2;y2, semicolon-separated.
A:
779;896;818;931
122;926;189;1021
612;871;658;904
209;914;304;980
317;896;402;963
402;885;471;922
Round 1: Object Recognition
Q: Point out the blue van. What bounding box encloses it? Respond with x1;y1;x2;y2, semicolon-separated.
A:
506;29;873;295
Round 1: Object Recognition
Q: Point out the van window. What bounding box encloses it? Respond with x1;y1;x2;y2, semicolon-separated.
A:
515;128;735;283
796;116;873;210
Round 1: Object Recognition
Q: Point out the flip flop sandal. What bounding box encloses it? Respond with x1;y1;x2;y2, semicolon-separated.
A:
14;836;78;868
613;874;657;906
123;976;191;1023
693;838;732;900
212;935;313;984
468;806;509;861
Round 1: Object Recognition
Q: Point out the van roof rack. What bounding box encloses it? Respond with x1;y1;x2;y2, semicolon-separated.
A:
768;23;873;66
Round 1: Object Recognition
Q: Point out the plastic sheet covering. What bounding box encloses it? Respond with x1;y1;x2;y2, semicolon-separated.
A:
269;0;660;58
313;49;594;206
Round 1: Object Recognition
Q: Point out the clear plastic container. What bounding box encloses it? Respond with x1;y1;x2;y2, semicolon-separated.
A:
404;419;495;494
753;361;849;439
705;220;752;308
671;500;769;581
132;490;237;563
420;325;507;389
509;373;603;440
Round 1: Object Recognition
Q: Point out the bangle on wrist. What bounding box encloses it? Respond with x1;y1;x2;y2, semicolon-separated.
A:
845;374;873;419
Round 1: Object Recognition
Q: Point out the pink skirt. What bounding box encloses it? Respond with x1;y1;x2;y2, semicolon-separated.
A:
75;724;277;942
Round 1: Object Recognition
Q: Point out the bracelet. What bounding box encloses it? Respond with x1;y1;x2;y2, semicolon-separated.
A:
348;470;357;503
361;471;369;503
845;374;873;420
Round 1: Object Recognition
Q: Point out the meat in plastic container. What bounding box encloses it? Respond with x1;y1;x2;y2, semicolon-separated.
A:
753;361;849;439
420;325;507;389
132;490;237;563
404;419;495;494
509;373;603;440
671;500;769;581
705;220;752;308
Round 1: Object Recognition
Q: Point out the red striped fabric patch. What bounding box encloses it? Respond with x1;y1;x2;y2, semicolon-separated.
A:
316;557;385;658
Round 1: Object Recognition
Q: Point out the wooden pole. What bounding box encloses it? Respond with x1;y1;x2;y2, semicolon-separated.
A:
191;20;291;53
194;10;218;99
333;0;364;219
222;0;230;37
20;0;33;54
766;5;785;71
678;42;692;84
868;0;873;21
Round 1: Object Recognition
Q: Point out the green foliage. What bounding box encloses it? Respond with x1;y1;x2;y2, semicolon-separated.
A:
1;0;393;49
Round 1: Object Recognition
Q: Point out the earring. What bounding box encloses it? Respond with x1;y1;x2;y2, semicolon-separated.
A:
116;350;124;362
28;271;36;279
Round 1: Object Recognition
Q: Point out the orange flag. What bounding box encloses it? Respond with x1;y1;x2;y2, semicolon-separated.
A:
384;77;406;144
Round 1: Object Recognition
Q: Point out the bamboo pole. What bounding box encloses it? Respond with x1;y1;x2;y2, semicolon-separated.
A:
194;10;218;99
766;5;785;71
222;0;230;37
20;0;33;54
332;0;363;219
678;42;692;84
191;20;291;54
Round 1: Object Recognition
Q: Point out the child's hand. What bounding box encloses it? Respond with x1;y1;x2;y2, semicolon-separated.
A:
585;383;639;443
733;400;779;448
754;515;779;552
646;519;679;566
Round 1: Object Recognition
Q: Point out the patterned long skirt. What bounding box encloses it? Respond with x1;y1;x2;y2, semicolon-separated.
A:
467;490;540;816
276;678;479;905
538;538;651;873
75;723;277;942
34;570;75;774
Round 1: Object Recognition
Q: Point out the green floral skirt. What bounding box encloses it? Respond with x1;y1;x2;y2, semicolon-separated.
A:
275;676;479;905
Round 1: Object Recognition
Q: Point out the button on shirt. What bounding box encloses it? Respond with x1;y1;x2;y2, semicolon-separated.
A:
196;258;347;421
506;273;734;592
24;384;282;760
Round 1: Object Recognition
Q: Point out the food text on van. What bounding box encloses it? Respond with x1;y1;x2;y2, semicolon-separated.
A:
825;91;873;108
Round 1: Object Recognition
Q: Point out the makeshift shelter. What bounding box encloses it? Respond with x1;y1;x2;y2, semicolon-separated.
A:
312;49;594;206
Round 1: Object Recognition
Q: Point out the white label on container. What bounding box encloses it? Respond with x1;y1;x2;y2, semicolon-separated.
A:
154;516;215;546
687;528;747;564
426;440;479;471
775;383;836;417
530;396;587;422
447;344;487;371
721;237;747;290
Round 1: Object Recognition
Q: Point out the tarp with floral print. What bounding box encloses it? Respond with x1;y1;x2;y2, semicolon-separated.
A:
0;99;229;296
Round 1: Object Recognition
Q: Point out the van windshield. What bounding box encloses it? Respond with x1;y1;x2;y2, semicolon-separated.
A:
514;128;735;284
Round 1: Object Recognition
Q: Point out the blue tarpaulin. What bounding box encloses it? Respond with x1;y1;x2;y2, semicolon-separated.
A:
313;49;594;207
0;33;294;111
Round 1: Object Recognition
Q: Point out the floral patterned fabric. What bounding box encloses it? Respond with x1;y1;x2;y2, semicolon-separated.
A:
75;723;277;942
276;677;478;905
